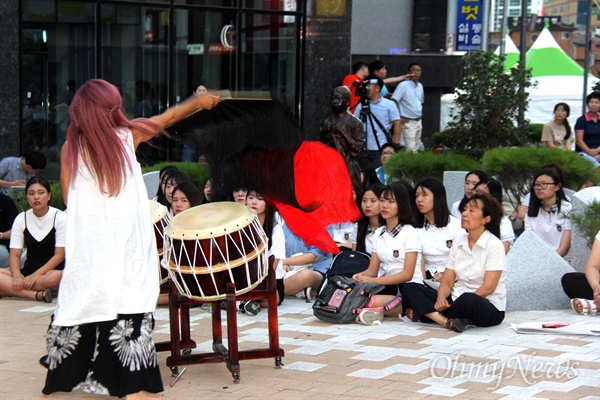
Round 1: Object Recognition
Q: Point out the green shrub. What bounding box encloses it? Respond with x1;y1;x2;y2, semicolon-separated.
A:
50;182;66;211
432;129;461;149
143;161;209;189
385;151;481;185
526;123;544;144
482;147;600;209
570;200;600;249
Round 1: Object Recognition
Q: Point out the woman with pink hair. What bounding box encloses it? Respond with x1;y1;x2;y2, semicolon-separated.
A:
41;79;219;399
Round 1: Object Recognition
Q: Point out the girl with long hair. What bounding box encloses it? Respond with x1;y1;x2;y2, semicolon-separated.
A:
171;182;201;215
450;170;489;219
41;78;219;399
153;165;179;203
239;190;286;314
0;176;66;302
542;102;572;150
352;183;385;254
403;193;507;332
159;170;191;215
525;168;572;256
352;181;420;324
474;179;515;253
413;178;462;283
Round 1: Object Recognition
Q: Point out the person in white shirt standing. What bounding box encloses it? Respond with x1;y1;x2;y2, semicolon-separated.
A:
391;63;424;153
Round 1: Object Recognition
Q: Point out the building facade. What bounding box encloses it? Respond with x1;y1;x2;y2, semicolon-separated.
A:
1;1;464;182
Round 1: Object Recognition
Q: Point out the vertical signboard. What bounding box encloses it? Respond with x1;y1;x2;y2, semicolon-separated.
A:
456;0;482;51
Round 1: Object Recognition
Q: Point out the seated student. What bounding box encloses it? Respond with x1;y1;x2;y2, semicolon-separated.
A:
352;181;421;324
0;176;66;302
0;151;47;194
402;193;506;333
450;170;488;219
156;182;202;306
200;177;213;204
239;190;286;315
232;188;248;203
375;143;400;184
158;170;191;217
0;193;19;268
280;222;333;301
414;178;463;283
542;103;572;150
352;183;385;254
474;179;514;253
171;182;201;215
525;168;572;257
153;165;179;202
515;164;567;224
561;230;600;315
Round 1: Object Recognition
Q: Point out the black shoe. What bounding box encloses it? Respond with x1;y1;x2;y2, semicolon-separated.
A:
446;318;468;333
239;300;260;315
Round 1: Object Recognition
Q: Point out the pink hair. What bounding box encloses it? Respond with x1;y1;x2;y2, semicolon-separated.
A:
65;79;160;196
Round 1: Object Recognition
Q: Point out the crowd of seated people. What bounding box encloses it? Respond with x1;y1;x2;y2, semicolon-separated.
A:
1;152;596;328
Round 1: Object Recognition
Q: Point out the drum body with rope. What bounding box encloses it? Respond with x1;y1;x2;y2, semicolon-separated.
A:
149;200;171;285
162;202;269;301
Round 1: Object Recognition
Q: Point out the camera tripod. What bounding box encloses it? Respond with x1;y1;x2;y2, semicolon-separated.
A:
358;96;391;152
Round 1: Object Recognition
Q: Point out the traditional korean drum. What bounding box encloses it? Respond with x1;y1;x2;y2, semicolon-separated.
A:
162;202;269;301
149;200;171;285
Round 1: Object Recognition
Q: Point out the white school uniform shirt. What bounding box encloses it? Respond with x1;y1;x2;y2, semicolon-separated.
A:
350;222;376;255
332;222;354;244
450;200;461;220
524;201;572;251
417;216;463;276
499;216;515;245
446;230;507;311
270;224;287;279
372;224;422;283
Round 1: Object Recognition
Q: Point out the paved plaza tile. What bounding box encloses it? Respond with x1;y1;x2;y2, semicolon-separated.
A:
0;296;598;399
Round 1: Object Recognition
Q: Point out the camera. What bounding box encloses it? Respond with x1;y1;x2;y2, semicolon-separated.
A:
353;79;370;99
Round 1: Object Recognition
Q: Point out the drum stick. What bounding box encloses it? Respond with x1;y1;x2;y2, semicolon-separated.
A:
170;367;187;387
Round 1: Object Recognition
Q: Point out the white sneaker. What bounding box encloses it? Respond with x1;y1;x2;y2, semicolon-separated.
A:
358;310;383;326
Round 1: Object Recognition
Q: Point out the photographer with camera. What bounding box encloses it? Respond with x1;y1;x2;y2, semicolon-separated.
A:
342;61;370;113
353;78;401;172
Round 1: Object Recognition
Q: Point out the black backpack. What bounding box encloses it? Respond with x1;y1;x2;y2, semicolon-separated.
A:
327;250;371;278
312;275;386;324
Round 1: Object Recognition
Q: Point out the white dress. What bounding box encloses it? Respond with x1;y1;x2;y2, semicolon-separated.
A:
53;129;159;326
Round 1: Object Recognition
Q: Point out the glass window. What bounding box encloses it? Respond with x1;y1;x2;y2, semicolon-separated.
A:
21;0;96;181
100;4;170;164
243;0;299;11
240;12;300;109
175;0;237;6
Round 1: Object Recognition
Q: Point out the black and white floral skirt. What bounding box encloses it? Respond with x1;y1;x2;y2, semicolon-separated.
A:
40;312;164;397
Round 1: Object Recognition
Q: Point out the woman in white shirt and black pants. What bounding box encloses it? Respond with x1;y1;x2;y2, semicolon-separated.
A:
402;193;506;333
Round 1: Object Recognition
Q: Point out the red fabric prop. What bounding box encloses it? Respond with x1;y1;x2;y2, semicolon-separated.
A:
266;141;361;254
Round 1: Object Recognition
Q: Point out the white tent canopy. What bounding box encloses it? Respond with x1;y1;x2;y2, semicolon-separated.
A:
441;28;596;132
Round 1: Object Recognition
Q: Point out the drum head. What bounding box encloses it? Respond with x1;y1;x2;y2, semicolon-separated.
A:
149;200;168;224
166;202;256;239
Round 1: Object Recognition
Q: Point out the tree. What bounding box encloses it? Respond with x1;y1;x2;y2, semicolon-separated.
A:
443;51;534;160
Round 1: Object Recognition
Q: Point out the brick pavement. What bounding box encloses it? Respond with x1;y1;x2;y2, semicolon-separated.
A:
1;297;599;400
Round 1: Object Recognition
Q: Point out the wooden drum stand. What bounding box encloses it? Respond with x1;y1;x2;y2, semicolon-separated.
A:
155;263;284;383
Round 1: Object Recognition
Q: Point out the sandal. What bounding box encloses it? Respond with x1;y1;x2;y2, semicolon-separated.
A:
571;298;597;316
445;318;468;333
405;308;420;322
35;288;53;303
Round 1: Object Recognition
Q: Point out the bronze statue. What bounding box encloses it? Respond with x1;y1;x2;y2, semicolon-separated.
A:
320;86;366;194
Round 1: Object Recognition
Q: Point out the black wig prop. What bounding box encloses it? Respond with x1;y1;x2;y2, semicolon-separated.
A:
167;98;361;254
